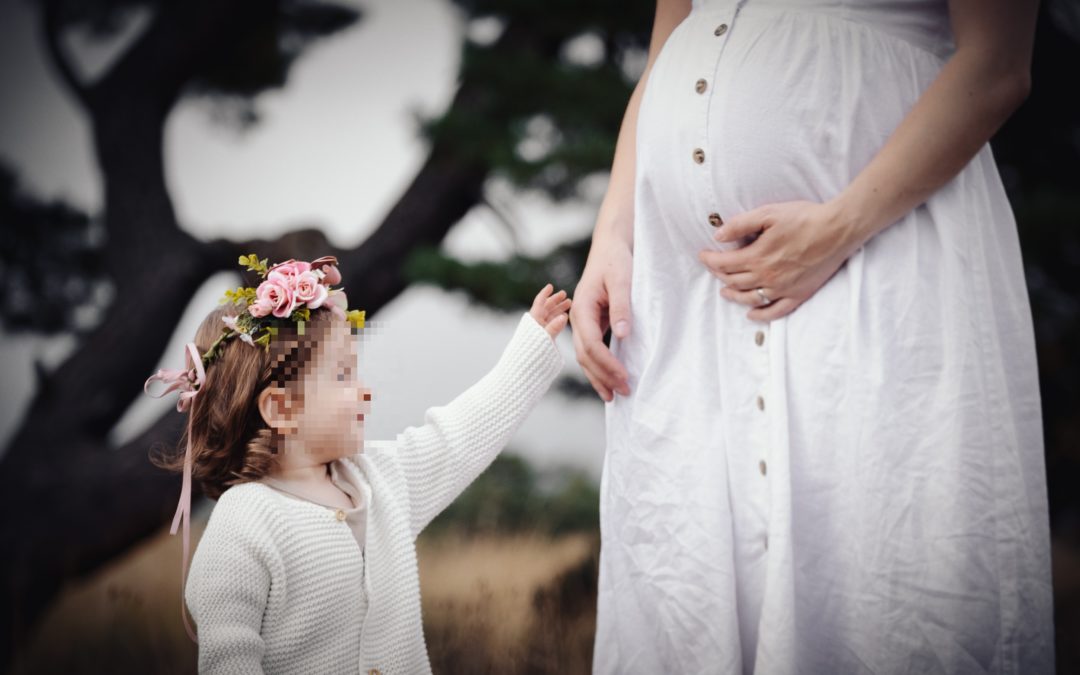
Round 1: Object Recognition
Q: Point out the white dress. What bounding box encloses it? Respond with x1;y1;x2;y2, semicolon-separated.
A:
594;0;1055;673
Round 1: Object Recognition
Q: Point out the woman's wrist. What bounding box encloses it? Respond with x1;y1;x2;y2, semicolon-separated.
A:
823;190;886;258
595;219;633;247
593;200;634;248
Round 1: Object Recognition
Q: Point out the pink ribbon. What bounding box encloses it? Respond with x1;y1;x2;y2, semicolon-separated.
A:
144;342;205;644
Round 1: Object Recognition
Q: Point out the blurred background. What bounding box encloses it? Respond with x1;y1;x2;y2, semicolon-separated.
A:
0;0;1077;672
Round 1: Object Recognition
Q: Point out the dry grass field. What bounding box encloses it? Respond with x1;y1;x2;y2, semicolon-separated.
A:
418;532;598;674
9;516;600;675
10;512;1077;673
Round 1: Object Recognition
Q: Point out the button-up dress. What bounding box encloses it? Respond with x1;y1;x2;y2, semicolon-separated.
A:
594;0;1055;673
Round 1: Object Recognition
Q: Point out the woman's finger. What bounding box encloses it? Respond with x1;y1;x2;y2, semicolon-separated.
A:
746;296;799;322
606;256;633;339
698;249;754;276
571;301;628;397
715;271;759;291
570;317;612;400
712;210;766;243
580;359;614;402
720;284;781;308
582;336;630;395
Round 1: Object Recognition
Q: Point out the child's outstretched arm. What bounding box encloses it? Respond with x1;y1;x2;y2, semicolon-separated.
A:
392;285;571;537
184;497;274;674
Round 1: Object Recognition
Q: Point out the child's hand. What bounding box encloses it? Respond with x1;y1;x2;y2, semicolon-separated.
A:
530;284;571;340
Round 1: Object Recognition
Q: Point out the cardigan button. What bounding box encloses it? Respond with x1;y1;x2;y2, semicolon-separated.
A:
368;669;381;675
336;509;347;521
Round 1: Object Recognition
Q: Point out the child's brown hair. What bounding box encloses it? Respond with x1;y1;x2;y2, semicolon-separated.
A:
149;303;340;499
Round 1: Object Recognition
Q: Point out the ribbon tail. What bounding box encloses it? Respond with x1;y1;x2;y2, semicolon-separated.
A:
169;437;193;536
170;424;199;643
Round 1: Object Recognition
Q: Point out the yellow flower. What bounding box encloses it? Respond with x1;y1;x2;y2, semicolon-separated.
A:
346;309;366;330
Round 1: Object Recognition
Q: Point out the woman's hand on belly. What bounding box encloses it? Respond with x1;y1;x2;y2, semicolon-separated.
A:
697;199;863;322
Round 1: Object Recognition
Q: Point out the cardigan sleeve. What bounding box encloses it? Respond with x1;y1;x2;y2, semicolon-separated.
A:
185;497;272;674
394;311;564;537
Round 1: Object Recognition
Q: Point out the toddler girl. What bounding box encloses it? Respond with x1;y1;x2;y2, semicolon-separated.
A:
144;253;570;674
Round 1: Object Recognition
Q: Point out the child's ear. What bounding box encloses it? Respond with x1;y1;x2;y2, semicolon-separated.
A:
258;386;299;433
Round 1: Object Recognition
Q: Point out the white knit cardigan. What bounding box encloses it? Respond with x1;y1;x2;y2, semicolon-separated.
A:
184;312;564;674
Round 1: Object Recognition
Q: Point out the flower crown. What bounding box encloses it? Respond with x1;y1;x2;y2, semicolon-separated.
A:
205;253;366;365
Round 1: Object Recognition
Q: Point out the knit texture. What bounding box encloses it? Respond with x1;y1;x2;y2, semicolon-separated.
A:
184;312;564;674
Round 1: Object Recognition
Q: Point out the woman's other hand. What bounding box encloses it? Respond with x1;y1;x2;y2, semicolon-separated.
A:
698;199;863;322
530;284;572;340
570;233;633;402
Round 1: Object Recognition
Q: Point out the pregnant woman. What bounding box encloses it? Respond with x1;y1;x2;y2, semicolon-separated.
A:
571;0;1054;672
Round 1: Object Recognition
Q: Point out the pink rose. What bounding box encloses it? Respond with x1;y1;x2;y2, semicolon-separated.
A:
254;279;296;319
294;270;328;309
266;260;311;293
249;299;272;318
266;258;296;274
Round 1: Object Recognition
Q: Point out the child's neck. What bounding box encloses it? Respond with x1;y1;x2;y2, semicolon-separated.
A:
270;462;333;484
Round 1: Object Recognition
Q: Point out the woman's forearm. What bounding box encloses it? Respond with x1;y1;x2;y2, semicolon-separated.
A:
828;48;1032;254
595;0;693;248
594;77;648;247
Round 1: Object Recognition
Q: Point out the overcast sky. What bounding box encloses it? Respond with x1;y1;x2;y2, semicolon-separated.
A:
0;0;608;479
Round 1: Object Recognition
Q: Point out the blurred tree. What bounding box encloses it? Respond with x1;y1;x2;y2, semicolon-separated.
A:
0;165;106;335
992;1;1080;556
0;0;653;666
425;454;600;536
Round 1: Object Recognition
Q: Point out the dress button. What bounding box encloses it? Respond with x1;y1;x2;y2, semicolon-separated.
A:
695;78;708;94
336;509;346;521
759;459;768;476
756;395;765;411
755;330;765;346
692;148;705;164
708;212;724;227
714;23;728;36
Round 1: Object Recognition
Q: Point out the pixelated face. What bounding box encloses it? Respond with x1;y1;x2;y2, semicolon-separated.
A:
291;318;372;456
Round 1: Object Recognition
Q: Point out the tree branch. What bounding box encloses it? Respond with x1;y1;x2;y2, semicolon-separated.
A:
40;0;93;109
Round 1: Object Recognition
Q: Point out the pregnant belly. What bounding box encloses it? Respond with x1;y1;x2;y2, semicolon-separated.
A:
634;5;945;248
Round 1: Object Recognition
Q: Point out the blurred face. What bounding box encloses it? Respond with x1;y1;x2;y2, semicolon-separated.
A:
288;319;372;460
